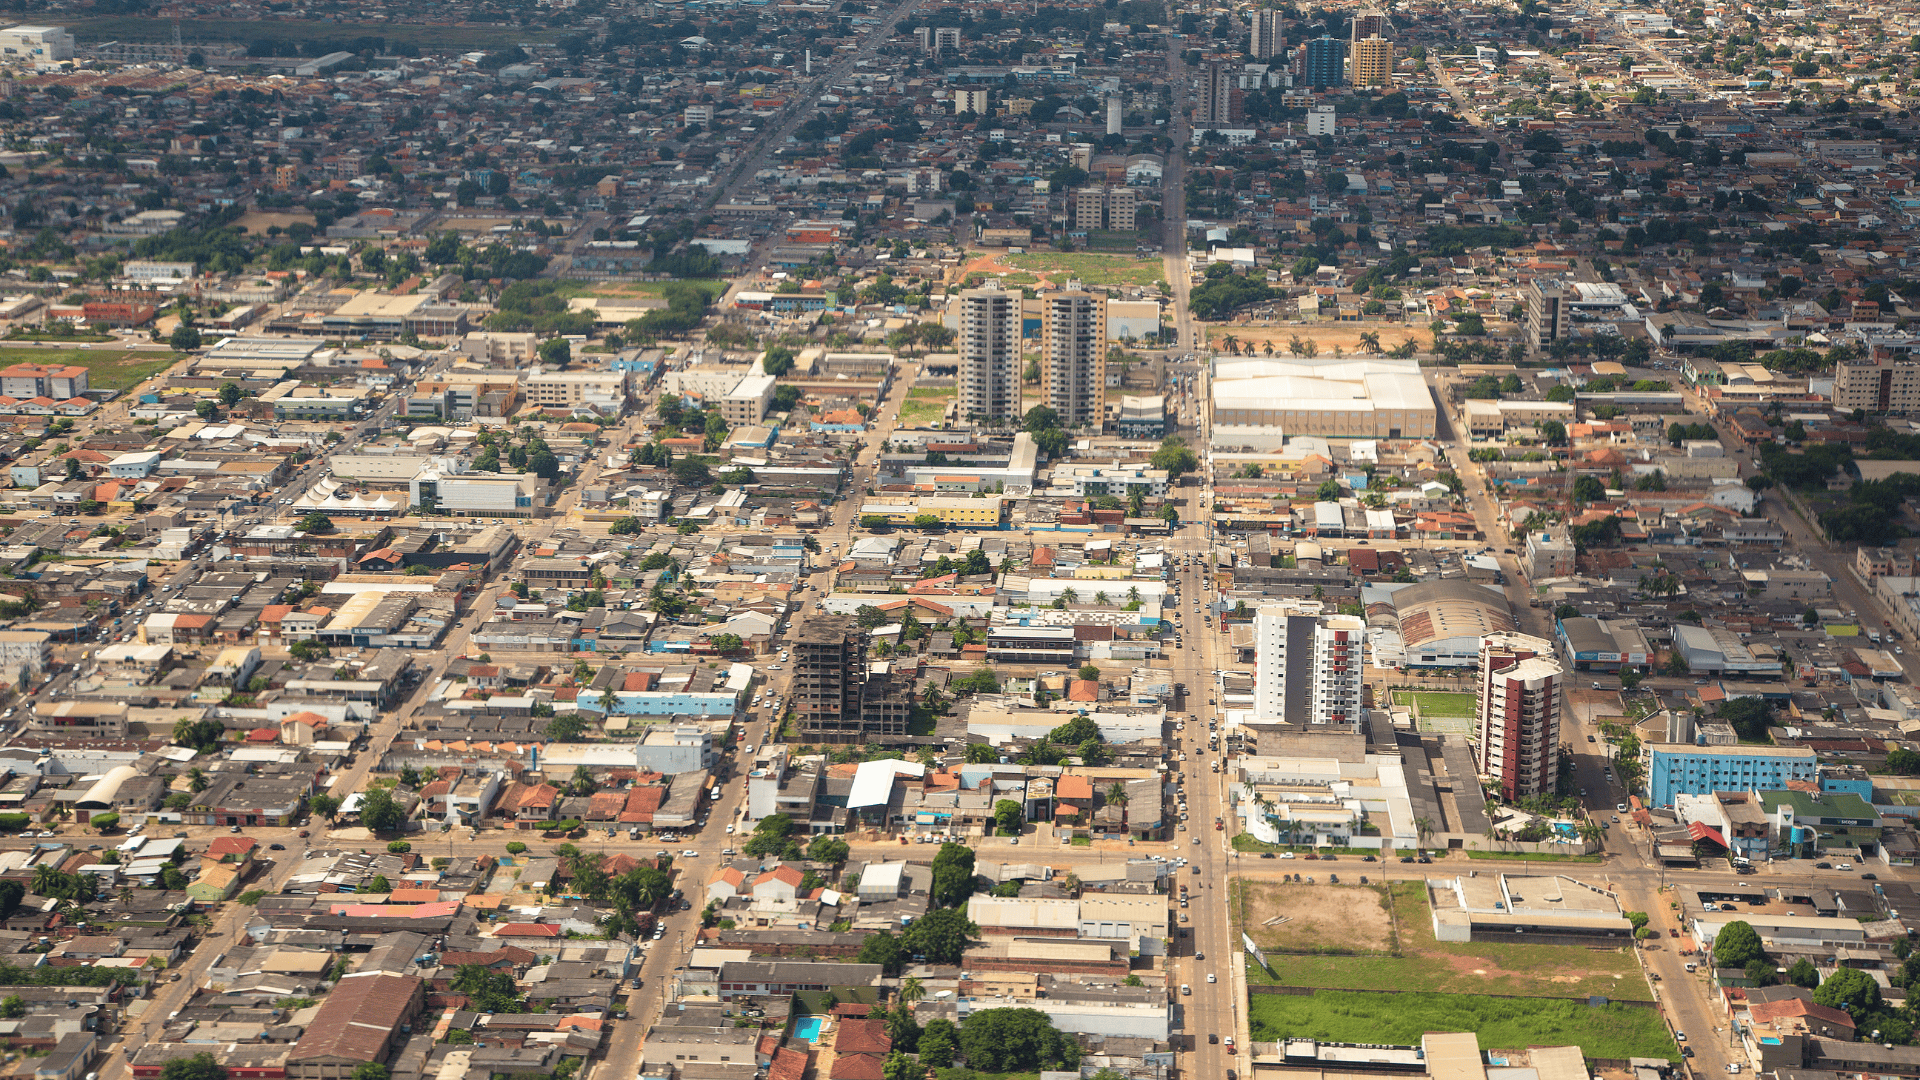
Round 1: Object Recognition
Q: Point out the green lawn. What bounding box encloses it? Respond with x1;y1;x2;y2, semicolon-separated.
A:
1249;990;1676;1060
1393;690;1478;717
70;15;561;50
0;348;179;393
899;387;954;426
1243;882;1650;1000
588;280;727;301
1005;252;1165;287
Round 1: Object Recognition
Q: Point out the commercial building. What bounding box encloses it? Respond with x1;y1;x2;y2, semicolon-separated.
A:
1646;745;1818;807
1352;36;1393;86
957;285;1018;423
1253;601;1365;726
0;25;75;68
0;630;51;672
1306;105;1336;136
1249;10;1283;58
720;373;777;426
1474;632;1562;801
522;370;628;412
410;469;540;516
284;972;424;1080
1301;35;1347;87
1672;623;1784;675
1040;291;1106;428
857;496;1007;528
1525;282;1568;353
1555;617;1652;672
1211;358;1435;443
1372;578;1518;668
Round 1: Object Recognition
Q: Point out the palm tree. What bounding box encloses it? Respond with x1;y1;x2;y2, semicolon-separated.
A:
901;977;926;1006
1359;331;1382;353
1094;591;1110;605
1221;334;1239;355
1262;340;1275;356
1127;585;1141;603
1413;816;1435;851
1106;782;1128;805
1059;587;1079;605
30;864;57;899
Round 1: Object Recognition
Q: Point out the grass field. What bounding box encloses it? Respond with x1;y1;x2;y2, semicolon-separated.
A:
71;16;560;51
0;348;177;392
1392;691;1478;717
232;211;318;235
587;280;728;301
899;387;953;426
1238;880;1395;954
1004;252;1165;288
1241;882;1650;1000
1248;990;1676;1060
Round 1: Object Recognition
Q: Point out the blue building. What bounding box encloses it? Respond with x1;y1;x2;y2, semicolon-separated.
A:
1302;36;1347;88
1646;744;1818;807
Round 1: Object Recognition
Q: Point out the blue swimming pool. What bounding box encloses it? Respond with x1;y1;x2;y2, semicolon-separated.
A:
795;1017;824;1043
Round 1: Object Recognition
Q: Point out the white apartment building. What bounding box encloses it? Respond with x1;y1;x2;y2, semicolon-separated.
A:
1040;290;1106;427
721;373;777;426
124;261;196;284
1253;602;1365;726
957;285;1018;423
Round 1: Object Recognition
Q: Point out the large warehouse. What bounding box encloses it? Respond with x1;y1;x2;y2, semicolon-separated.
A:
1211;358;1437;445
1361;578;1517;669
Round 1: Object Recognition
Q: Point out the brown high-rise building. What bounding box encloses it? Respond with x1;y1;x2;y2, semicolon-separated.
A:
1474;632;1564;801
1041;289;1107;428
1351;11;1388;40
791;614;913;743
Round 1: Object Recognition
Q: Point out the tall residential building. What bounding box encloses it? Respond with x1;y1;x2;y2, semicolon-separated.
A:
790;614;912;743
1072;185;1138;231
1106;94;1123;135
916;26;961;55
1250;10;1284;58
1525;281;1568;354
1353;36;1393;86
1196;62;1238;126
1475;632;1563;801
1351;12;1389;40
1301;35;1347;88
1834;355;1920;414
957;284;1018;423
1253;602;1366;726
953;88;991;115
1040;290;1106;427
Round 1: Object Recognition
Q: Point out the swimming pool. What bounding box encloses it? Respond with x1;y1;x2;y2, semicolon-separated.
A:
795;1017;824;1043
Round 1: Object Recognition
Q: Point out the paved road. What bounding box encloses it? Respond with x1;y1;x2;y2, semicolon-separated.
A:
1161;43;1196;354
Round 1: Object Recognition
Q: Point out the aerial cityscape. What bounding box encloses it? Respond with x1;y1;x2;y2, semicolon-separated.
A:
0;6;1911;1080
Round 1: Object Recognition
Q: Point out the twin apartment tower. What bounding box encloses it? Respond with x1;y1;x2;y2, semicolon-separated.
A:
956;284;1106;428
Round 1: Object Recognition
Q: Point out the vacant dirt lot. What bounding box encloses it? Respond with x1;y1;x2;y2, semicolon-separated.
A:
232;211;320;235
1205;323;1431;357
1237;880;1396;954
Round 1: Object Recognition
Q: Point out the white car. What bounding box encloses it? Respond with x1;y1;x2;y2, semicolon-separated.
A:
1278;851;1295;859
1207;974;1217;983
681;849;698;857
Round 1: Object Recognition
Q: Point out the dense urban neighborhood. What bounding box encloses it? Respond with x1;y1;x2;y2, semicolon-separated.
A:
3;6;1920;1080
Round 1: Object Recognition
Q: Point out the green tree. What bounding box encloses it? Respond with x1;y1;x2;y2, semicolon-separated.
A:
160;1053;227;1080
352;1065;391;1080
91;812;120;833
1786;958;1821;988
806;836;850;865
1572;475;1607;502
901;907;980;964
856;929;906;972
1813;965;1881;1016
296;513;336;534
170;323;203;351
452;964;524;1012
1151;437;1199;478
358;786;407;833
993;799;1024;835
1887;747;1920;775
918;1018;959;1068
1713;920;1766;968
930;842;976;908
955;1008;1081;1072
546;714;589;742
217;381;242;407
0;996;23;1019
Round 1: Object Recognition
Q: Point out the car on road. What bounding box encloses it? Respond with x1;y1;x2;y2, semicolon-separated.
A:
269;843;285;850
1181;985;1191;996
1207;974;1217;983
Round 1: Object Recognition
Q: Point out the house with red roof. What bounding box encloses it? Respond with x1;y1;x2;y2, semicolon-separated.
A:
750;865;806;903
